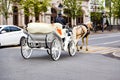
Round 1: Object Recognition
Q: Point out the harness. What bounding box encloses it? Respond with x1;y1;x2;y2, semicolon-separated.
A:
76;25;84;36
82;24;90;36
76;24;90;38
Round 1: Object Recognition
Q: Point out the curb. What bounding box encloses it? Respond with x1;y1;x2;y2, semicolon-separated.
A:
91;30;120;35
112;52;120;57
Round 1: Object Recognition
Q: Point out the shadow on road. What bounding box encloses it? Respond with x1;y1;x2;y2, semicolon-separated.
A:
21;51;81;61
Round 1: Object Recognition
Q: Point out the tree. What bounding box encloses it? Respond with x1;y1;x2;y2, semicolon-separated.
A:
63;0;82;19
112;0;120;25
19;0;51;21
0;0;13;24
63;0;82;26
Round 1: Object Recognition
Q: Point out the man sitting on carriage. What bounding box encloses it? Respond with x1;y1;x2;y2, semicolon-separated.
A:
54;13;66;26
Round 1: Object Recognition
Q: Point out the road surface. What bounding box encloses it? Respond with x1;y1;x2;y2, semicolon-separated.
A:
0;32;120;80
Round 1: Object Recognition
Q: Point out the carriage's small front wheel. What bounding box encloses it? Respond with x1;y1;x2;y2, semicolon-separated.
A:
50;38;61;61
21;38;32;59
68;40;76;56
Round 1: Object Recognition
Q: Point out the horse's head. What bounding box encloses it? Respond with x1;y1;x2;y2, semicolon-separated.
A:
85;21;93;30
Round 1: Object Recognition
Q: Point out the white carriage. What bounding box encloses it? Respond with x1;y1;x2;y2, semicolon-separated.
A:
20;22;76;61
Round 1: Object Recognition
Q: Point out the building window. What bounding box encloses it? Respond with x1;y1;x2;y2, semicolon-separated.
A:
13;6;18;26
76;16;83;25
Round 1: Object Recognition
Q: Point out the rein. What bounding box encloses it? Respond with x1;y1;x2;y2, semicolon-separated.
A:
80;24;88;29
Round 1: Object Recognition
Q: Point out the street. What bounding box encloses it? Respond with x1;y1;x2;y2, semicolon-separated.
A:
0;32;120;80
78;32;120;54
89;32;120;47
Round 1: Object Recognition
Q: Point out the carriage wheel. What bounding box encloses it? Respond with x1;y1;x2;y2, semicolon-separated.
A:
68;40;76;56
21;38;32;59
50;38;61;61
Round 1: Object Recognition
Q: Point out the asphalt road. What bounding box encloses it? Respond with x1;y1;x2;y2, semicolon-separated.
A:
0;32;120;80
89;32;120;48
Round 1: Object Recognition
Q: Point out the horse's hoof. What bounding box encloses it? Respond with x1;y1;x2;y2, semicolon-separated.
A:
77;48;80;51
86;49;88;51
80;46;82;49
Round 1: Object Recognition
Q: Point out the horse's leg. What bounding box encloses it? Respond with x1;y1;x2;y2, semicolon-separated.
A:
86;35;89;51
75;38;80;51
76;41;80;51
80;38;84;49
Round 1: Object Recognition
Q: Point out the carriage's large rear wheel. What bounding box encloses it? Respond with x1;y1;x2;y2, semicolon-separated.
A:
50;38;61;61
68;40;76;56
21;38;32;59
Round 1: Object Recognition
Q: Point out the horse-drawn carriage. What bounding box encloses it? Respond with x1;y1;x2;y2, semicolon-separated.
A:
20;22;76;61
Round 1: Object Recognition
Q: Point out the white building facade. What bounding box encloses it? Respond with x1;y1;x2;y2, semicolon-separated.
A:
0;0;92;27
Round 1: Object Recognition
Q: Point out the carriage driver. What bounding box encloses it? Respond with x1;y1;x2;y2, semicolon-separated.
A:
54;13;72;34
54;13;66;27
54;13;73;51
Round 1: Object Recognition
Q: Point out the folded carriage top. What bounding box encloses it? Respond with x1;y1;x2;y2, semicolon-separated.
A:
27;22;65;38
27;23;54;34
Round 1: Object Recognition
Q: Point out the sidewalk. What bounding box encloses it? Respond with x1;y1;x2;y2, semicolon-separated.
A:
91;29;120;35
90;29;120;58
91;25;120;35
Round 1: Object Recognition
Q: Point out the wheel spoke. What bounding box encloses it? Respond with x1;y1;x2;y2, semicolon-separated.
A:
50;38;61;61
21;38;32;59
68;40;76;56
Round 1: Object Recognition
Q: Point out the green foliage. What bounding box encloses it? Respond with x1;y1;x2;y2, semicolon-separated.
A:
63;0;82;19
19;0;51;17
105;0;110;8
111;0;120;18
0;0;14;24
41;0;51;12
63;8;71;17
91;12;102;24
99;0;104;11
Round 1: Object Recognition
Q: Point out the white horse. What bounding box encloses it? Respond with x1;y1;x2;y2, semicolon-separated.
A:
72;21;93;51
